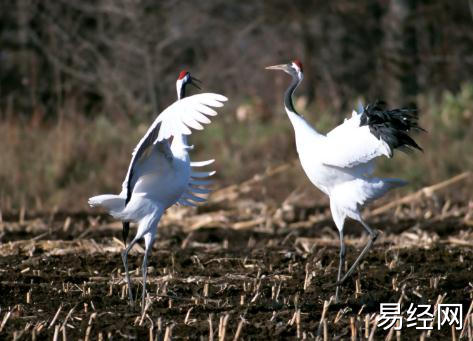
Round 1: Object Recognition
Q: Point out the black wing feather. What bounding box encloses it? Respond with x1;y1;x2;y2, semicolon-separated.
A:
360;100;424;153
122;121;162;245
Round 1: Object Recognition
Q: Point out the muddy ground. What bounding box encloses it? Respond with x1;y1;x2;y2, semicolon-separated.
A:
1;177;473;340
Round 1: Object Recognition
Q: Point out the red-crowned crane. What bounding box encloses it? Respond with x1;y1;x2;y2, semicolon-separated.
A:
266;60;423;301
89;71;227;308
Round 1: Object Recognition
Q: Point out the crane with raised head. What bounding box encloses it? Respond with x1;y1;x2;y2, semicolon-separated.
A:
89;70;227;308
266;60;423;301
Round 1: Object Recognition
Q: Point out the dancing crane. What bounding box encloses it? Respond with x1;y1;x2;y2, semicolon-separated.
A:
89;71;227;308
266;60;423;301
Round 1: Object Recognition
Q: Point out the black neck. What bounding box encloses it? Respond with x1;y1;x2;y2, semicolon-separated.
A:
178;83;187;100
284;74;302;115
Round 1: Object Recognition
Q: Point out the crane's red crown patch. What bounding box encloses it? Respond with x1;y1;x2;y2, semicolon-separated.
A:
178;70;188;80
292;59;303;72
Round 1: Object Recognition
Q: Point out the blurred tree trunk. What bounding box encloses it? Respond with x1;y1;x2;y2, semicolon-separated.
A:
2;0;472;118
382;0;418;106
300;20;316;105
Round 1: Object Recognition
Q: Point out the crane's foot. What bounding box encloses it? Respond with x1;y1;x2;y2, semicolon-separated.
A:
128;296;135;307
334;286;340;303
125;286;135;307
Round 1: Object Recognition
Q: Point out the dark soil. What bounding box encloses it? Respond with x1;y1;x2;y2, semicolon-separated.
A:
0;209;472;340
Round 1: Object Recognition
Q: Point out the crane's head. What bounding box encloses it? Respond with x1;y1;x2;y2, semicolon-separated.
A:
176;70;201;92
176;70;201;100
265;59;303;80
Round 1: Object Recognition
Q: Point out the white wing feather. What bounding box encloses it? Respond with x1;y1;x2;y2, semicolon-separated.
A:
176;157;216;206
156;93;228;141
178;198;197;207
189;179;214;186
182;192;207;202
191;170;216;178
120;93;226;199
320;110;391;169
190;159;214;167
189;187;212;194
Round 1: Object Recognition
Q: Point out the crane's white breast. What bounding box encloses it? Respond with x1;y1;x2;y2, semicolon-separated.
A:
132;150;191;209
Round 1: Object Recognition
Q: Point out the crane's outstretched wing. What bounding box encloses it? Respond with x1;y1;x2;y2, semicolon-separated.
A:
320;102;422;169
120;92;227;203
109;92;226;244
177;159;215;207
119;130;172;244
321;110;391;169
155;93;228;141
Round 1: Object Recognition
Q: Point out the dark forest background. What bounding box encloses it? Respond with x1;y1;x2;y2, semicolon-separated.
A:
1;0;472;211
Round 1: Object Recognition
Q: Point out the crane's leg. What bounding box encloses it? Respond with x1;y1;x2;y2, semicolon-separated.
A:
121;237;140;305
141;232;155;310
335;230;346;302
337;220;378;285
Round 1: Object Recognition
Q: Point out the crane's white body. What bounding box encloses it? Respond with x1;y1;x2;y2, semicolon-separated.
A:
89;93;226;239
286;108;405;231
267;60;422;302
89;89;227;307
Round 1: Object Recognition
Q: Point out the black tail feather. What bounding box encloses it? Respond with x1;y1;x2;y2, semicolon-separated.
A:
360;100;424;152
122;221;130;246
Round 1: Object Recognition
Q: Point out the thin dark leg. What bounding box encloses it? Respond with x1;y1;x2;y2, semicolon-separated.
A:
335;230;346;302
121;238;139;305
337;220;378;285
141;232;156;310
141;243;152;309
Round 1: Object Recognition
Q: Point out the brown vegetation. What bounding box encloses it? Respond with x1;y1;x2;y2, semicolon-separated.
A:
1;1;473;212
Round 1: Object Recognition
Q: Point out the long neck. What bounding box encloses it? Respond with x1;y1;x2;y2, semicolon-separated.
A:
283;73;323;144
177;82;186;101
173;81;189;152
172;133;188;151
284;74;302;116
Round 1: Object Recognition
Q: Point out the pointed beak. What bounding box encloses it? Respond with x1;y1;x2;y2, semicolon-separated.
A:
265;64;289;71
190;76;202;90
